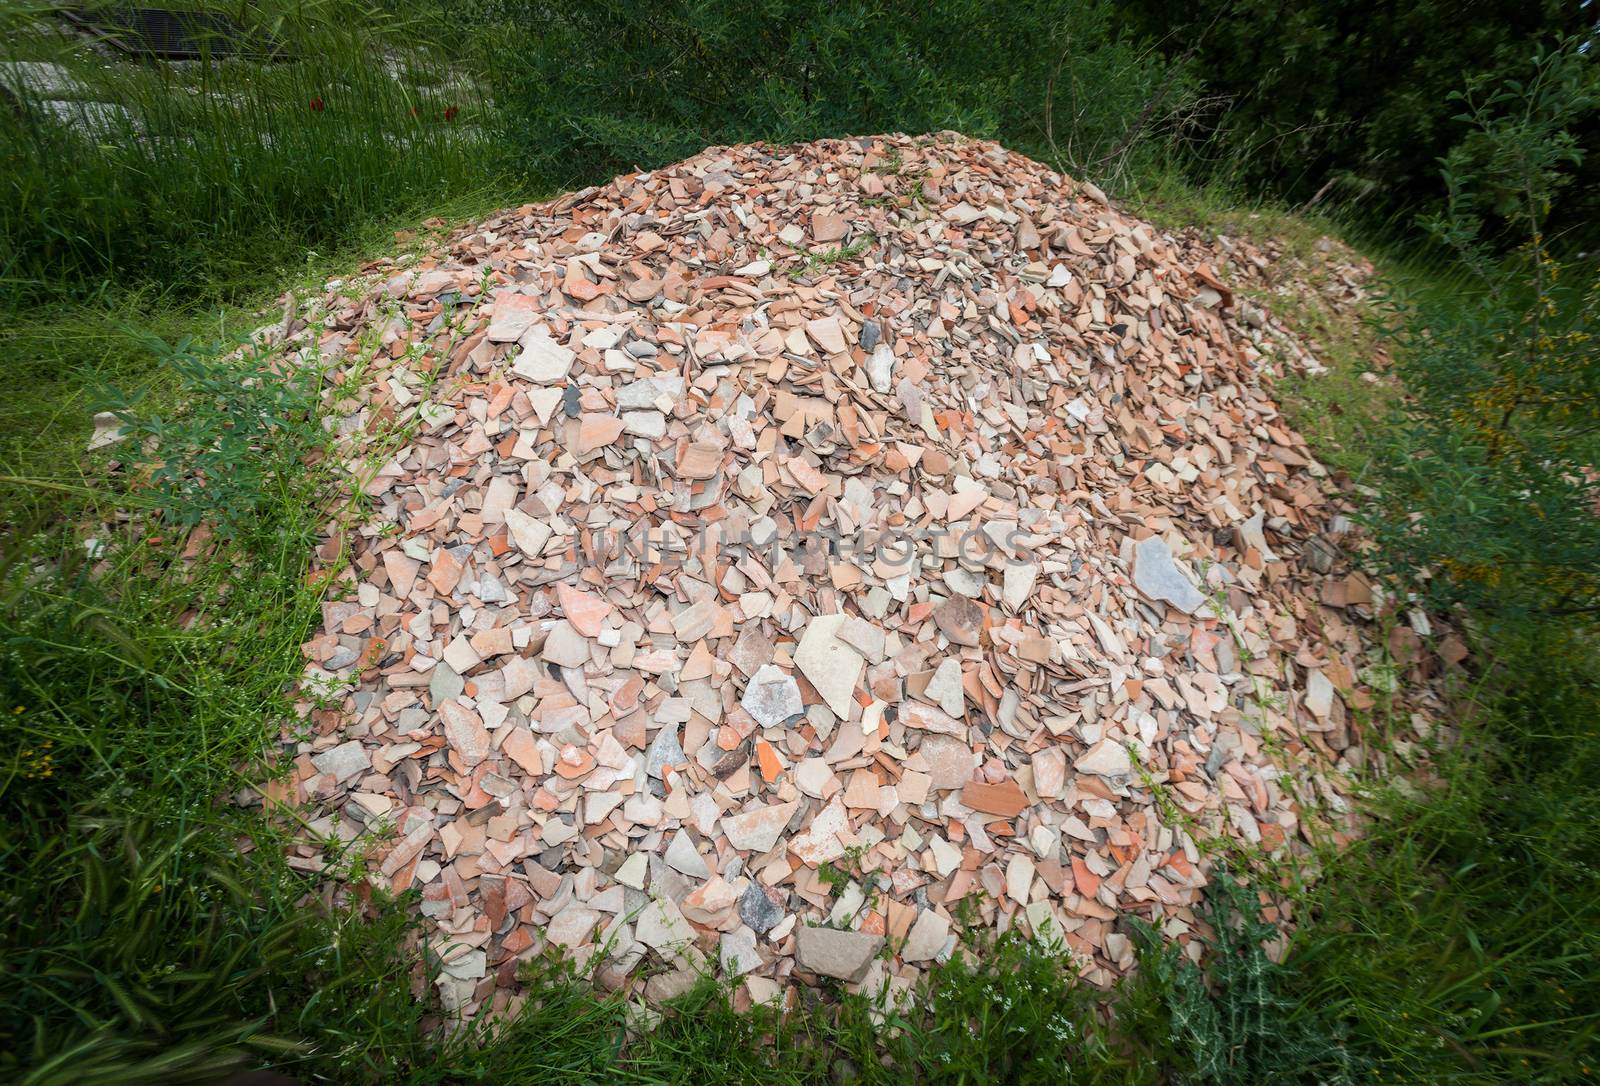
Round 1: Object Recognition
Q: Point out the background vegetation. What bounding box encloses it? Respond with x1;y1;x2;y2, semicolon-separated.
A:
1120;0;1600;240
1;1;1596;1082
474;0;1193;194
0;0;496;294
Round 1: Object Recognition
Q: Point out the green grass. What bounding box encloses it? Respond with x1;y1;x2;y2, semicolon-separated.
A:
0;0;500;297
1280;625;1600;1083
0;193;504;532
1128;171;1415;482
0;0;515;533
1268;235;1600;1080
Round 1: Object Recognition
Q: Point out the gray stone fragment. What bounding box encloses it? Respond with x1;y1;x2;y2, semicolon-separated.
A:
1075;737;1133;778
645;966;698;1003
645;723;686;780
635;896;695;953
738;882;786;934
1131;535;1207;615
438;948;487;980
664;828;709;878
1002;561;1039;609
720;928;761;976
1306;536;1338;575
901;908;951;963
622;410;667;438
435;973;476;1013
430;661;464;704
866;342;895;393
794;613;864;718
795;925;883;983
312;740;370;784
541;620;590;667
647;856;693;904
924;657;965;718
1238;509;1278;562
87;411;126;452
623;886;651;916
511;331;575;382
37;99;135;137
324;647;359;670
477;574;508;603
897;377;923;421
0;61;82;98
1305;669;1336;718
917;733;977;790
943;567;985;598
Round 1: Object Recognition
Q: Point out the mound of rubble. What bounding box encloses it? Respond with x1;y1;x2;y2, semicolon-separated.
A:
277;133;1385;1018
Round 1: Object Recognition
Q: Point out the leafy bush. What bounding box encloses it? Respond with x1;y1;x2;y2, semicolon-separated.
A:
0;314;355;1083
1117;0;1599;236
0;464;323;1083
473;0;1194;191
1281;40;1600;1084
1364;41;1600;621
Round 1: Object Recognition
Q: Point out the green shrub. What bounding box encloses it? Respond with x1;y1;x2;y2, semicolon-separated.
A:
890;922;1118;1084
473;0;1193;191
1117;0;1599;238
1365;40;1600;621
